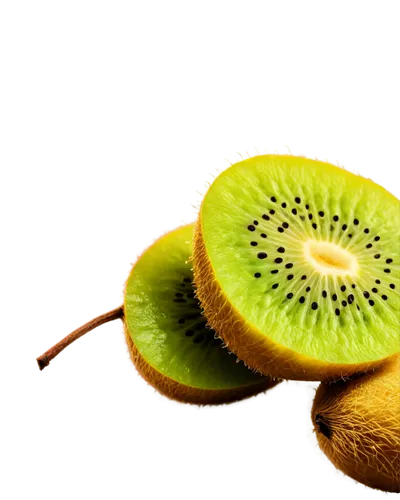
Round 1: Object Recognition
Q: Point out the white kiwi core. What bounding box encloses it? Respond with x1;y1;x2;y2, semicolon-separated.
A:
304;240;359;277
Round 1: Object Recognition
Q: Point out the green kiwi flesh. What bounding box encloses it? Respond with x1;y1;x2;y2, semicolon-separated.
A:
197;155;399;370
124;223;279;399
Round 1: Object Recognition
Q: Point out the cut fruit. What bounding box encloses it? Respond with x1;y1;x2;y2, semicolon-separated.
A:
312;354;400;493
193;154;400;381
124;224;280;404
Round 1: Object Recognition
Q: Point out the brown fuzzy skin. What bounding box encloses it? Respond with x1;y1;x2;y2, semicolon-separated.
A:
193;218;396;382
123;320;280;406
121;226;286;410
312;355;400;493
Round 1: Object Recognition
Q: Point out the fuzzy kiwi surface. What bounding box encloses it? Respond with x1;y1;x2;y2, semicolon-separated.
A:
312;354;400;492
193;154;400;381
37;224;280;405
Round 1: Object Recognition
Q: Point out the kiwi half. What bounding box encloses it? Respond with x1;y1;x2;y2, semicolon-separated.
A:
193;154;400;381
312;354;400;492
37;224;279;405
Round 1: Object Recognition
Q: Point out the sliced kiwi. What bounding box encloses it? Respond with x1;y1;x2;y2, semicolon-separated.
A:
312;354;400;492
193;154;400;381
37;224;279;405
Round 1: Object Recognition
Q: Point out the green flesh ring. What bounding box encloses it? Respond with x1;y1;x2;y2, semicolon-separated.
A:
200;155;400;366
124;224;269;390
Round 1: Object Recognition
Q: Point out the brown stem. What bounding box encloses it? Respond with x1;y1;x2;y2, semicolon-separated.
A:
36;306;124;371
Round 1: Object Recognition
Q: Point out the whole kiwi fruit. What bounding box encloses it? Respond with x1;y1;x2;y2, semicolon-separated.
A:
312;354;400;492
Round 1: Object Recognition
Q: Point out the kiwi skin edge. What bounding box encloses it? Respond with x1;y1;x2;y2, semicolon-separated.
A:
123;321;280;405
193;218;397;382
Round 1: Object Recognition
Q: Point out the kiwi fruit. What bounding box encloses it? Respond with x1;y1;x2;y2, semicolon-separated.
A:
312;354;400;492
38;223;283;409
193;154;400;381
122;224;280;403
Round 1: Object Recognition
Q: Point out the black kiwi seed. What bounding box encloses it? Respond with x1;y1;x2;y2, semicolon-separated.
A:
340;285;346;292
287;274;294;280
261;233;267;238
386;258;393;263
299;296;305;303
282;222;289;229
333;215;339;221
374;254;380;259
318;211;324;217
285;263;293;269
332;294;337;301
271;270;279;274
254;272;261;278
248;225;255;231
390;284;395;289
271;196;277;202
348;294;354;304
342;300;347;307
270;209;275;214
254;220;259;225
277;247;285;253
300;215;306;221
335;308;340;316
322;291;327;298
250;241;258;246
369;300;375;306
175;292;184;297
305;204;310;209
375;279;380;284
382;295;388;300
287;293;293;299
275;258;283;263
363;291;370;298
262;214;270;221
372;288;378;293
292;208;297;215
384;269;391;273
312;223;317;230
183;277;191;283
295;197;301;203
306;286;311;292
352;284;356;288
374;236;380;241
272;284;279;289
330;225;334;231
278;227;284;233
281;202;287;208
364;228;369;234
174;298;186;303
308;214;313;220
348;234;353;238
354;218;359;225
258;252;267;259
342;224;347;231
357;304;360;311
366;243;372;249
311;302;318;310
301;275;307;280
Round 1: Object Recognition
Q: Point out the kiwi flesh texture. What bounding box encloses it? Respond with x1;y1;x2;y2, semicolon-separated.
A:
312;354;400;492
194;154;400;381
123;223;280;404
